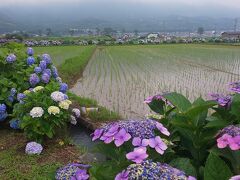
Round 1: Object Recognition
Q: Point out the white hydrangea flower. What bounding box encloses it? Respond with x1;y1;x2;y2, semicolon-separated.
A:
30;107;44;118
70;115;77;125
51;91;65;102
56;77;62;83
72;108;81;118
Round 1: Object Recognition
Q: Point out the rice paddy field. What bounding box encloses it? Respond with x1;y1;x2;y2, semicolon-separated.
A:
34;46;90;66
71;44;240;118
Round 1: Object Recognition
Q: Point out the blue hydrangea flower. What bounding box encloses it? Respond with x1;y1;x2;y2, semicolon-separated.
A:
17;93;26;103
39;60;47;70
29;73;40;87
34;67;42;74
10;88;17;96
41;73;50;84
27;47;34;56
59;83;68;93
6;54;16;63
51;66;59;78
27;56;35;65
0;112;7;121
42;54;52;64
8;96;14;102
0;104;6;112
55;163;91;180
10;119;21;129
43;68;51;76
116;159;196;180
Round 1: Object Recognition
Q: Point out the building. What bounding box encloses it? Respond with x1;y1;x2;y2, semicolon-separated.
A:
221;32;240;40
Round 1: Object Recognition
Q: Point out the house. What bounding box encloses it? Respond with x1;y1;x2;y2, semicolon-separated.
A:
221;32;240;40
147;33;159;39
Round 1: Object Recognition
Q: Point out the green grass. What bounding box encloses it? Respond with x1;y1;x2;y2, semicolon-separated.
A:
34;45;91;66
58;46;96;85
0;129;81;179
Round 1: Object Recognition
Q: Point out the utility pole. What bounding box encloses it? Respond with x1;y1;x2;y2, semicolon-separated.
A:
234;18;238;32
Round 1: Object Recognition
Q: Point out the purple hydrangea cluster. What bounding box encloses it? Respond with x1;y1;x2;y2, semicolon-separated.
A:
10;119;21;129
41;73;50;84
6;54;16;63
27;47;34;56
216;125;240;151
92;119;170;163
27;56;35;65
229;81;240;94
55;163;90;180
0;104;7;121
29;73;40;87
144;93;173;107
115;159;196;180
39;60;47;70
209;93;232;107
25;142;43;155
17;93;26;104
42;54;52;64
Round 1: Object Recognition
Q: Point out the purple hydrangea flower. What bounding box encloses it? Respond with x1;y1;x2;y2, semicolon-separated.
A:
8;96;14;102
209;93;232;107
115;170;129;180
230;175;240;180
59;83;68;93
6;54;16;63
51;66;59;78
92;129;104;141
27;56;35;65
27;47;34;56
126;147;148;163
43;68;51;76
29;73;40;87
216;125;240;151
229;81;240;94
117;159;196;180
41;73;50;84
42;54;51;64
10;119;21;129
56;163;91;180
148;136;167;154
71;169;89;180
39;60;47;70
34;66;42;74
114;128;131;147
144;93;173;107
25;142;43;155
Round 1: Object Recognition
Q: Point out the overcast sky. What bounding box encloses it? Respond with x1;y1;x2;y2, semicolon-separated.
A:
0;0;239;18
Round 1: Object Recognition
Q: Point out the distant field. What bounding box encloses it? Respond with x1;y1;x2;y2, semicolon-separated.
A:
71;44;240;118
34;46;90;66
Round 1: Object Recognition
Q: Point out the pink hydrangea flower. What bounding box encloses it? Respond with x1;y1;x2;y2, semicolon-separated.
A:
217;134;232;148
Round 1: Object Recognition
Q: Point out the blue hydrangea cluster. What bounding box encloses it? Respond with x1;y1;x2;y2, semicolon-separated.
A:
10;119;21;129
6;54;16;63
27;56;35;65
27;47;34;56
59;83;68;93
0;104;7;121
102;119;158;139
17;93;26;104
55;163;90;180
119;160;196;180
8;88;17;103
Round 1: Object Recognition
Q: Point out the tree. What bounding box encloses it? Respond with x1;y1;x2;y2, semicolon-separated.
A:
197;27;204;36
69;29;75;36
134;29;138;36
103;27;115;36
46;28;52;36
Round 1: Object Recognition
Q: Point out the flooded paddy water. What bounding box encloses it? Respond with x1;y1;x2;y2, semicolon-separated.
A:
71;44;240;118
